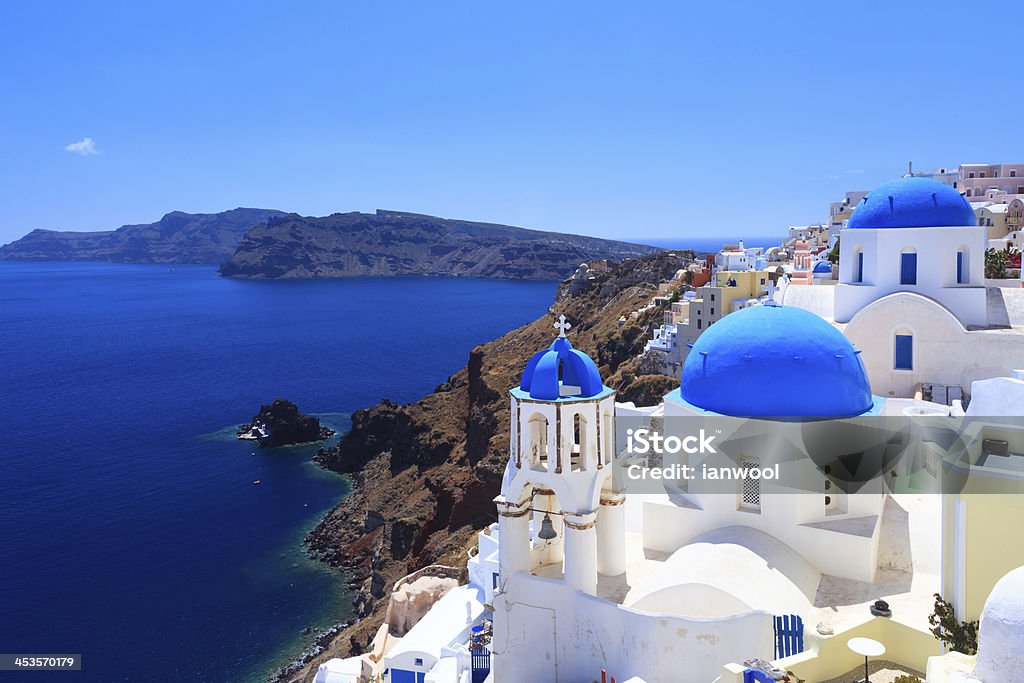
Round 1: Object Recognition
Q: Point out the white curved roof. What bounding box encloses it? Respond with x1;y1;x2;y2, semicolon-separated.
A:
625;526;820;618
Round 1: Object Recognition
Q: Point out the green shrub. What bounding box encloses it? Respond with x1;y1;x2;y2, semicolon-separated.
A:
985;248;1009;279
893;675;923;683
928;593;979;654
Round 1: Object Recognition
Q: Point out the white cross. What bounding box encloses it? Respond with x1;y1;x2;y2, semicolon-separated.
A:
554;314;572;337
763;279;780;306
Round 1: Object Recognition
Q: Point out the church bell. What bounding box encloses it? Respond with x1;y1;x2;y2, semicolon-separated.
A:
537;512;558;540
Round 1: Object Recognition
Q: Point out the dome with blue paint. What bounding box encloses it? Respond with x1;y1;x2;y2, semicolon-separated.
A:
679;305;874;418
847;176;976;230
519;323;604;401
813;260;833;274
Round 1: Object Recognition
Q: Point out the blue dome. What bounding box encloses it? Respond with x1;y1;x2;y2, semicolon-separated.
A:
680;305;873;418
847;177;976;229
813;260;833;274
520;335;604;400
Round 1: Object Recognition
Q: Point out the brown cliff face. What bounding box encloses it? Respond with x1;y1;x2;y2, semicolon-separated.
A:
285;252;684;681
218;210;660;280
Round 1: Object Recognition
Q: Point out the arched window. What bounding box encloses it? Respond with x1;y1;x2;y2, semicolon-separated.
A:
956;245;970;284
571;413;587;472
738;457;762;513
894;329;913;371
900;247;917;285
966;188;972;197
852;247;864;283
602;408;614;467
528;414;550;472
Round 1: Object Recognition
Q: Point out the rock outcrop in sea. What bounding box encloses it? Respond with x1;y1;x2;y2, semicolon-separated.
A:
238;398;334;448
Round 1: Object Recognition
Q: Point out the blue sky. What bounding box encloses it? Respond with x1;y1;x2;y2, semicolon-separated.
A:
1;1;1020;245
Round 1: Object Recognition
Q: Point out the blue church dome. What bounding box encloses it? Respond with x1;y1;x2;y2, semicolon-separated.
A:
520;329;604;401
813;260;833;274
847;176;976;230
680;305;874;418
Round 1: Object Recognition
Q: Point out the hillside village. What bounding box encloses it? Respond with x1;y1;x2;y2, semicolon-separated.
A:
304;163;1024;683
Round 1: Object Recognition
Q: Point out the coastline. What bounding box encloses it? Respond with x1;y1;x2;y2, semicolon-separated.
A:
278;252;685;681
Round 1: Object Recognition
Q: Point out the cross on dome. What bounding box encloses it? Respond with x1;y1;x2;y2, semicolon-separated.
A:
554;314;572;338
763;279;780;307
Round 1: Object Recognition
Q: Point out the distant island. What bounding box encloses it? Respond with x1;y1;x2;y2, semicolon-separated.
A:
238;398;334;448
218;210;660;280
0;207;659;281
0;208;286;264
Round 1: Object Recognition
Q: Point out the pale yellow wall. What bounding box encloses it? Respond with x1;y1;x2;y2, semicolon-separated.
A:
943;493;1024;622
718;616;941;683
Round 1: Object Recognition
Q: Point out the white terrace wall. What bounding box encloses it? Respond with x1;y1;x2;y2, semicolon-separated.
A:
718;613;941;683
492;573;773;683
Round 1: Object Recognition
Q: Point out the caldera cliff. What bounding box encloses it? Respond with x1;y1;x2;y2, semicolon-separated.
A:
283;251;686;682
220;210;660;280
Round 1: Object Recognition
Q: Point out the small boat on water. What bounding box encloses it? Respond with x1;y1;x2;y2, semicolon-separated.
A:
252;479;262;486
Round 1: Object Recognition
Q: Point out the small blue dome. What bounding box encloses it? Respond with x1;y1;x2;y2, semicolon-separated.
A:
847;177;976;229
680;305;873;418
813;260;833;274
520;335;604;400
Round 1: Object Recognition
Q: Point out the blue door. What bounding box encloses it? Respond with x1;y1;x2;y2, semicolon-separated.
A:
900;252;917;285
895;335;913;370
390;670;425;683
774;614;805;659
472;647;491;683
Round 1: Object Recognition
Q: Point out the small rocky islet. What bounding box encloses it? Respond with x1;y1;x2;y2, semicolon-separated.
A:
237;398;335;448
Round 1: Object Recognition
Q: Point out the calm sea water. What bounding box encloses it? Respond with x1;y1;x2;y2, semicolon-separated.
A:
0;263;555;683
638;237;779;252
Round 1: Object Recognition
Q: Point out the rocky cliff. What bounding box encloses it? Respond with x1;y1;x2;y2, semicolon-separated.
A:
280;251;685;682
0;208;286;264
219;210;659;280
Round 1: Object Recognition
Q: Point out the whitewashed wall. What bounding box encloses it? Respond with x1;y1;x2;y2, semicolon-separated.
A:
492;573;773;683
835;226;987;327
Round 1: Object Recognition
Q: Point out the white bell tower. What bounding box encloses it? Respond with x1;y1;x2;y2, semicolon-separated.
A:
495;315;624;596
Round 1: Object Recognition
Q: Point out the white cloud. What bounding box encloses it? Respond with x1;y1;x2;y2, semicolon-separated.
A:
64;137;98;156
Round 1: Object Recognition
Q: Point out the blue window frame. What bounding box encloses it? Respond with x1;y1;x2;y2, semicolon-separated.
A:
855;251;864;283
957;251;965;284
895;334;913;370
900;252;917;285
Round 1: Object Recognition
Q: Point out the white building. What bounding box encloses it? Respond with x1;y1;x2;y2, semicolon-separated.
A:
714;241;764;272
396;175;1024;683
487;303;957;683
800;176;1024;398
383;585;484;683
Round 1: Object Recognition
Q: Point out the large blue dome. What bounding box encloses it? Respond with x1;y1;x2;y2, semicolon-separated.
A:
680;305;874;418
519;335;604;400
847;176;976;229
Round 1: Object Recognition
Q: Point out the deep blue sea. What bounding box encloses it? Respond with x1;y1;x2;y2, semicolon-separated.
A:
638;237;778;252
0;263;555;683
